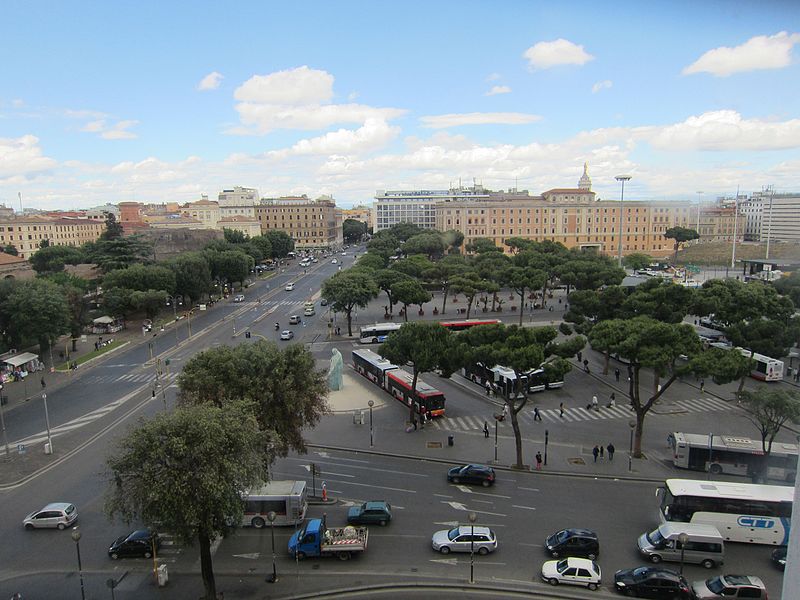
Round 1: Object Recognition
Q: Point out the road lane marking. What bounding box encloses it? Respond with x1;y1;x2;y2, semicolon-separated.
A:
511;505;537;511
470;500;494;505
433;494;453;498
518;487;539;492
326;480;416;493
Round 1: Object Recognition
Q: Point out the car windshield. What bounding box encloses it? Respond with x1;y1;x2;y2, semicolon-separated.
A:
556;559;569;573
632;567;649;581
65;505;75;515
555;530;570;543
447;528;461;541
646;528;665;546
113;534;127;545
705;577;725;594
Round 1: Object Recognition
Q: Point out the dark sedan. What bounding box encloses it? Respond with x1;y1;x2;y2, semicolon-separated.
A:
615;566;692;599
109;529;160;559
347;501;392;526
447;464;495;487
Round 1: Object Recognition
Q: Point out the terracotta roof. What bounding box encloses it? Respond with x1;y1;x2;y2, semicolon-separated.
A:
0;252;28;265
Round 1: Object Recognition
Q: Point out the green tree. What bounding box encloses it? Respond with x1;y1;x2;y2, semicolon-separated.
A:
564;286;627;335
263;230;294;258
443;229;464;254
690;346;754;401
391;255;433;278
694;279;795;326
366;234;400;259
664;226;700;264
738;388;800;482
249;235;273;261
471;252;511;311
624;253;653;271
2;279;70;354
170;252;213;303
423;255;469;315
130;289;169;320
450;275;484;320
465;237;502;254
504;265;546;326
352;252;386;272
84;235;153;272
177;341;329;459
106;402;266;600
403;232;446;259
773;271;800;307
39;238;50;249
621;279;694;324
726;319;798;360
322;271;379;336
384;222;424;241
557;253;625;292
589;317;702;456
100;212;124;241
391;280;431;321
374;269;412;313
223;228;248;244
3;244;18;256
205;250;253;288
343;218;368;244
380;322;452;421
102;287;135;318
103;264;176;294
45;273;91;352
29;245;85;274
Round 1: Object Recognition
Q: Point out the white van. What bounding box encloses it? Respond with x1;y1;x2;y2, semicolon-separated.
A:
638;523;724;569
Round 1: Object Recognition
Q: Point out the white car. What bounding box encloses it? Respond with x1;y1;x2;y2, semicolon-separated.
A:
233;294;245;302
280;330;294;340
431;525;497;555
285;283;295;291
23;503;78;530
541;557;602;590
331;259;338;265
289;315;302;325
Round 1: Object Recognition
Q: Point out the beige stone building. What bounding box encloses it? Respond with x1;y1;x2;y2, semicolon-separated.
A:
342;206;373;230
181;197;221;229
256;195;342;249
217;215;262;238
697;205;744;242
0;216;105;259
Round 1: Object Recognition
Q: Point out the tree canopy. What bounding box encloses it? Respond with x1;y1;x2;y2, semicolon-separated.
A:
738;388;800;481
321;271;379;335
664;226;699;264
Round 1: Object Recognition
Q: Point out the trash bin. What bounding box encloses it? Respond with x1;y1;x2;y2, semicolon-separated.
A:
157;564;169;587
448;435;454;447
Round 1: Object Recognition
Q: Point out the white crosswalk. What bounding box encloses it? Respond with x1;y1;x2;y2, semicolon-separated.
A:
82;371;179;385
430;396;733;431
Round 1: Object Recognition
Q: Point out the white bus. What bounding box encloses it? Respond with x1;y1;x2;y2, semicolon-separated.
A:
658;478;793;545
708;342;784;381
242;480;308;527
668;432;798;482
359;323;403;344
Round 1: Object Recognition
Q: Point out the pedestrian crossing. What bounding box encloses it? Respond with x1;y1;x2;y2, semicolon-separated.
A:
430;396;733;431
82;371;179;385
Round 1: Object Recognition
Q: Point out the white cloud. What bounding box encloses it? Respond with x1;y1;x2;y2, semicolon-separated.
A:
197;71;224;91
82;119;138;140
235;66;334;105
591;80;612;93
420;112;541;129
523;39;594;70
274;118;400;157
486;73;502;82
0;135;58;178
81;120;106;133
485;85;511;96
683;31;800;77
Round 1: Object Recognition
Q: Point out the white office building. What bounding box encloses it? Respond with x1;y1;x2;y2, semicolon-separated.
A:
374;185;492;231
218;186;259;219
741;191;800;243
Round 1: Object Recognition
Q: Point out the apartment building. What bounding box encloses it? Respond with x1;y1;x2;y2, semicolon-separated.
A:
374;185;492;231
181;196;221;229
218;186;258;219
256;195;341;249
342;206;373;230
0;216;104;259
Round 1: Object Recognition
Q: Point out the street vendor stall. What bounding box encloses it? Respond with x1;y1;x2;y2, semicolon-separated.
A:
92;315;124;334
1;351;43;382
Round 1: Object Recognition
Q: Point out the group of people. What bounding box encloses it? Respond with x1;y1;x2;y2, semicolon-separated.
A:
592;443;615;462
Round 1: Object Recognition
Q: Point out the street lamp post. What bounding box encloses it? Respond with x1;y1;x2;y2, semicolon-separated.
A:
544;429;549;466
494;417;498;462
166;295;182;346
42;392;53;454
615;175;632;267
267;511;278;583
368;400;374;447
468;512;477;584
628;420;636;472
71;526;86;600
678;532;689;575
0;382;9;457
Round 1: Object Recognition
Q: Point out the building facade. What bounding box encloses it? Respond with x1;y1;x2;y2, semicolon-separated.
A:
374;185;492;231
218;186;258;220
0;216;105;259
256;195;341;249
181;197;221;229
759;192;800;244
342;206;373;230
217;215;262;238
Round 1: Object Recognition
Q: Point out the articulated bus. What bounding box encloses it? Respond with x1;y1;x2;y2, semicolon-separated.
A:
358;323;403;344
439;319;501;332
668;432;798;482
657;478;793;545
351;349;446;417
463;362;564;396
708;342;784;381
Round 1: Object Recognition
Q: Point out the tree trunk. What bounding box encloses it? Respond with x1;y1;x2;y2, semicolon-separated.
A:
403;304;409;322
198;529;217;600
541;280;549;309
736;376;746;401
518;289;525;326
346;310;353;336
633;409;645;459
491;291;498;311
510;401;524;468
653;374;660;397
441;285;450;315
466;297;474;319
603;351;609;375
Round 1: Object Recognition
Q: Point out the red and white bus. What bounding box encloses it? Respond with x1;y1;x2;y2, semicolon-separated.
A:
352;349;398;389
439;319;501;332
386;369;446;417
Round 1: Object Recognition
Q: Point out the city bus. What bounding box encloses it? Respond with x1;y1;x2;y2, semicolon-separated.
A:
352;349;398;389
385;368;446;417
463;362;564;396
439;319;501;332
708;342;784;381
242;480;308;527
657;478;793;545
358;323;403;344
668;432;798;482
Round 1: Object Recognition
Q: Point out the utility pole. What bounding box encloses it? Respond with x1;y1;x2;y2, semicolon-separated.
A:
764;185;775;260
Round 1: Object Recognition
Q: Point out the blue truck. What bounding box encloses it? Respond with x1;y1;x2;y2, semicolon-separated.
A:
288;518;368;561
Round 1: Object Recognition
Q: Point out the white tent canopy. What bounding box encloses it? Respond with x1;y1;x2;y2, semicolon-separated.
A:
93;316;115;325
3;352;39;367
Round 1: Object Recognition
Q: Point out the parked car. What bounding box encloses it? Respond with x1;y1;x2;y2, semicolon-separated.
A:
108;529;160;559
431;525;497;555
692;575;768;599
23;503;78;530
545;528;599;559
541;557;602;590
285;283;295;291
233;294;245;302
280;330;294;340
331;259;338;265
289;315;302;324
447;464;495;487
347;501;392;526
771;546;786;570
320;298;328;306
614;566;692;598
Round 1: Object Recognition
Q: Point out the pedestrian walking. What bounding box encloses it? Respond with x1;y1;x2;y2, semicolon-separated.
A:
412;417;417;431
607;443;615;461
483;421;489;438
583;359;590;373
420;411;426;429
535;451;543;470
559;402;564;418
614;368;620;382
591;395;598;411
485;381;492;396
40;377;46;389
608;392;616;408
592;445;599;462
795;369;800;383
599;444;604;459
699;378;705;393
533;406;542;421
577;351;582;363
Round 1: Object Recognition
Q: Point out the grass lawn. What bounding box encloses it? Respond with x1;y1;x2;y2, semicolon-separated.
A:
55;339;127;372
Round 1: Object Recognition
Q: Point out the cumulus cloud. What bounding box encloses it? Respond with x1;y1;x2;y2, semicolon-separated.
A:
523;39;594;70
281;118;400;156
591;80;613;93
420;112;541;129
82;119;138;140
486;73;502;82
197;71;224;91
683;31;800;77
231;66;405;134
0;135;58;178
485;85;511;96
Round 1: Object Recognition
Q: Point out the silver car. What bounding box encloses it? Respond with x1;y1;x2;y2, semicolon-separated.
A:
23;503;78;530
431;525;497;555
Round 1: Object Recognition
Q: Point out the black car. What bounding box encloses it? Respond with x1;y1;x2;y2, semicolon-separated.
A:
320;298;328;306
615;566;692;599
109;529;160;559
771;546;786;570
447;464;495;487
545;528;600;559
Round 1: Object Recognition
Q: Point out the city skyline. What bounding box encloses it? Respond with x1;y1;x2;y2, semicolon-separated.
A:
1;1;799;210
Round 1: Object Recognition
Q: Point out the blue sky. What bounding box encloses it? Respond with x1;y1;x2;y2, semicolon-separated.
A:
1;0;799;209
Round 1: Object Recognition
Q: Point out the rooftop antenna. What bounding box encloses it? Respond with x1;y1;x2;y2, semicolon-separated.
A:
18;192;23;214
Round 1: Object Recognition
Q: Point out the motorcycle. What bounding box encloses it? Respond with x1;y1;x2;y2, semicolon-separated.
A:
275;323;280;330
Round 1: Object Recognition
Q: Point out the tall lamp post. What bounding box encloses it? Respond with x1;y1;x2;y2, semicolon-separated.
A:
0;382;9;456
468;512;477;584
71;526;86;600
615;175;632;267
628;420;636;472
42;392;53;454
266;511;278;583
678;532;689;575
368;400;374;447
165;295;183;346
